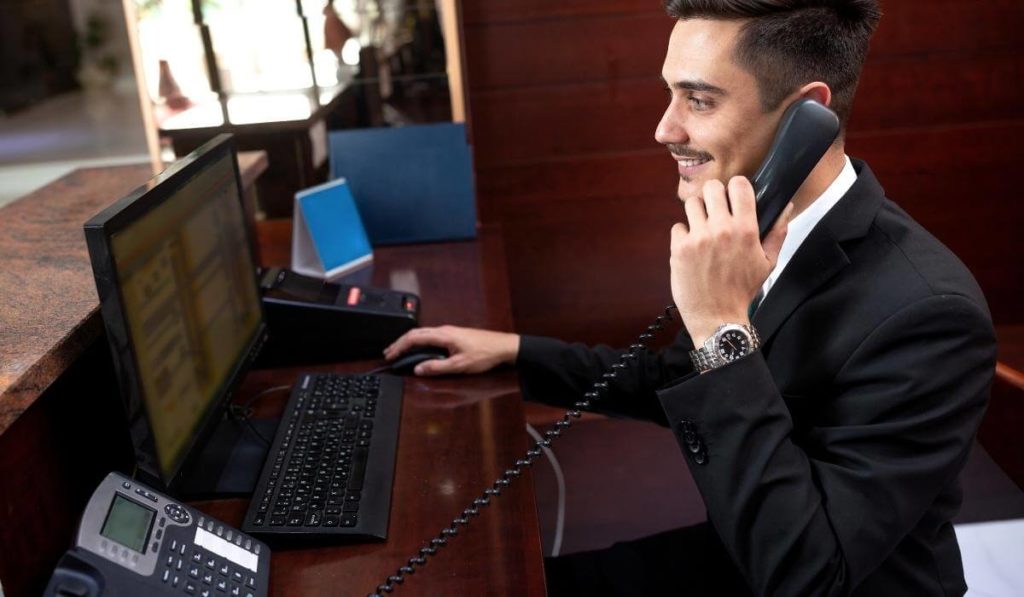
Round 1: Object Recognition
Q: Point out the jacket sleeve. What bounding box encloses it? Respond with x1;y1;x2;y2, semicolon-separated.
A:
516;331;695;425
656;295;996;595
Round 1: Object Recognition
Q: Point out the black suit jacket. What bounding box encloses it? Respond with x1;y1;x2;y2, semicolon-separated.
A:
516;161;996;596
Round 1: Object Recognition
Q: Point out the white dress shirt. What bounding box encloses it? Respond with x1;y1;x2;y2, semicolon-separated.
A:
759;155;857;301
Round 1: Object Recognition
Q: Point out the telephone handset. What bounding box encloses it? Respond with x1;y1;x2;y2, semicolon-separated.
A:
367;99;840;596
751;98;841;238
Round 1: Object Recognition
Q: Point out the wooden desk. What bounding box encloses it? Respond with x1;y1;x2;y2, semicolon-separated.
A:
0;199;545;594
187;220;546;596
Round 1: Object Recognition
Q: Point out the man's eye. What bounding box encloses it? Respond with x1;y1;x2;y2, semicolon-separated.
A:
688;96;713;111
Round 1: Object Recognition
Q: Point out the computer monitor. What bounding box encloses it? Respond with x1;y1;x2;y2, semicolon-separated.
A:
85;134;267;495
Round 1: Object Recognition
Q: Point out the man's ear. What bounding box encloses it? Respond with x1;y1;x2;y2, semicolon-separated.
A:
797;82;832;108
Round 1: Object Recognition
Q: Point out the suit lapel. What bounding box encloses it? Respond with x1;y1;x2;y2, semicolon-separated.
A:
752;160;886;343
752;231;847;342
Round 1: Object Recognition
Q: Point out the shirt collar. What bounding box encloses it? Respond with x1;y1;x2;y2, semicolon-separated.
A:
760;155;857;299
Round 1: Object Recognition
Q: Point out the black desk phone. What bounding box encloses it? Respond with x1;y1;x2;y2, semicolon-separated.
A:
363;99;841;595
44;472;270;597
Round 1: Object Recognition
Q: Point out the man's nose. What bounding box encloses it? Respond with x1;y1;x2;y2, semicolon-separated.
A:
655;105;687;147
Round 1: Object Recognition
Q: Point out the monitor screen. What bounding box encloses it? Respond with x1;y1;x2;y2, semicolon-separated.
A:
86;135;264;487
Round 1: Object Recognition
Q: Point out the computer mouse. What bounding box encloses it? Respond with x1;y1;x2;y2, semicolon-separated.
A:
386;346;450;375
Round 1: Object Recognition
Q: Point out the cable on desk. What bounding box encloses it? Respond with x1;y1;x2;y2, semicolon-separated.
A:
228;384;292;446
526;423;567;558
366;304;678;596
239;384;292;410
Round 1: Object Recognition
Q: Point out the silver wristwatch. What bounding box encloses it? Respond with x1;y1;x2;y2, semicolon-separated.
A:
689;323;761;373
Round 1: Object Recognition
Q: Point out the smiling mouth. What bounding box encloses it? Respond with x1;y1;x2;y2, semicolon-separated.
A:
676;157;711;167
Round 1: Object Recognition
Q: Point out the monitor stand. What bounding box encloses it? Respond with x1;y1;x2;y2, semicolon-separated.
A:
178;416;280;498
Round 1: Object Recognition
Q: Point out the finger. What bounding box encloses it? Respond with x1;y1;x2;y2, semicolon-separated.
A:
384;328;446;360
728;176;757;224
671;222;688;250
683;195;707;235
762;202;795;267
414;353;464;376
702;179;729;223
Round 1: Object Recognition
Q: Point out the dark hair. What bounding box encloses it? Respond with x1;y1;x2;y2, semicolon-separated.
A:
664;0;881;126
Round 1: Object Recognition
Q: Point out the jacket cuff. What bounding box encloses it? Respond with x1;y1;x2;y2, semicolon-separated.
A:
656;352;788;467
516;334;571;368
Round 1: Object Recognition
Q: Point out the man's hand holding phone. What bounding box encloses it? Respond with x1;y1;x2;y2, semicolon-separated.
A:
670;176;793;348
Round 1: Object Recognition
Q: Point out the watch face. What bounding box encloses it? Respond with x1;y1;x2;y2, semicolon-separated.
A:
716;329;751;362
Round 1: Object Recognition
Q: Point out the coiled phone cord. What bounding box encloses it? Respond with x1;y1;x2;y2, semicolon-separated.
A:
367;305;679;596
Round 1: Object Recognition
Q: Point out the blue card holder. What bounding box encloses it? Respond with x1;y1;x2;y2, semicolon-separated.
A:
291;178;374;280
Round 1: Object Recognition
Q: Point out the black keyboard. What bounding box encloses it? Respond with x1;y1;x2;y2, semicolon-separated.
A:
241;373;402;541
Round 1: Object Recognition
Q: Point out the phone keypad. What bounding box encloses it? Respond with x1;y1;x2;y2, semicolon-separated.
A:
162;542;257;597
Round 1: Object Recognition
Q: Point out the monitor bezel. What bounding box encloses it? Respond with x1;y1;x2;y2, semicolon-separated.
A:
84;134;268;493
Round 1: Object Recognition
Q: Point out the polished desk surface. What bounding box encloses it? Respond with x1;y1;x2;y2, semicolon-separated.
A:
0;153;267;436
188;219;547;596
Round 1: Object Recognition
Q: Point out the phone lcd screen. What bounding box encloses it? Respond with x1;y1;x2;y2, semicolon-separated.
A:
101;494;155;553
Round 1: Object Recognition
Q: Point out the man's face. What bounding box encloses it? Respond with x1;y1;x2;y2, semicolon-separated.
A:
656;19;784;199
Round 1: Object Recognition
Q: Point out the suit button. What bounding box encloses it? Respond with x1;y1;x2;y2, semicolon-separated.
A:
687;440;702;454
680;419;694;432
683;431;697;444
693;449;708;465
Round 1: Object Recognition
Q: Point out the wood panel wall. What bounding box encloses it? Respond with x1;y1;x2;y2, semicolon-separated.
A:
462;0;1024;345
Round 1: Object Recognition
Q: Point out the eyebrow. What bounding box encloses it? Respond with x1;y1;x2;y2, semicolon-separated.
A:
660;76;728;96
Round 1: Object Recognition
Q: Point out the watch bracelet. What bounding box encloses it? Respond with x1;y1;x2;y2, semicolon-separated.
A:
689;324;760;374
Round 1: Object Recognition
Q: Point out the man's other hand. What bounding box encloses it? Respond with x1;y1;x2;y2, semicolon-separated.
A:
670;176;793;347
383;326;520;376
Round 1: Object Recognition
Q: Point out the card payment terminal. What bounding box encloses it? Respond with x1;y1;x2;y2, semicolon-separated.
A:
44;472;270;597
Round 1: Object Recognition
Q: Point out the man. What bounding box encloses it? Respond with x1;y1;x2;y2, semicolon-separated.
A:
384;1;996;594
